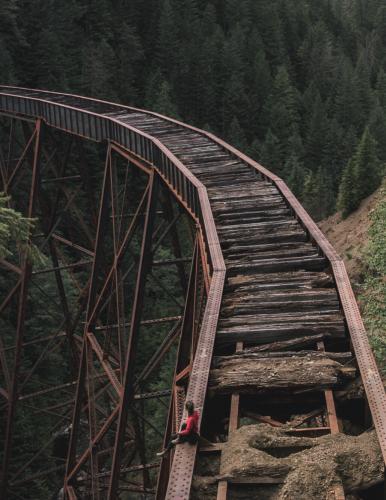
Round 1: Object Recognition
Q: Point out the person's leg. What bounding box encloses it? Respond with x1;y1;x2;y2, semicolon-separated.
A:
157;433;178;456
187;432;199;445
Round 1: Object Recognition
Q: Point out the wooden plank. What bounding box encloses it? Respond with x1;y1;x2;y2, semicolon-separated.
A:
216;480;228;500
209;353;355;395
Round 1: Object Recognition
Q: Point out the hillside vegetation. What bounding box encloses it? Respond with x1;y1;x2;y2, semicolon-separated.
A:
360;184;386;372
320;180;386;372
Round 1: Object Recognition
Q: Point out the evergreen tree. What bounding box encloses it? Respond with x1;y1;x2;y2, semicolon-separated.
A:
0;0;24;83
285;154;305;199
260;129;282;173
338;127;381;217
323;117;350;188
247;138;261;162
337;159;358;217
112;23;144;104
354;127;381;200
157;0;179;76
81;39;117;99
305;91;330;169
369;103;386;161
227;116;247;150
264;66;300;165
152;79;179;118
253;0;285;68
298;21;335;97
375;67;386;111
222;73;250;134
302;166;334;220
333;57;359;130
247;48;272;138
287;131;305;161
354;50;374;127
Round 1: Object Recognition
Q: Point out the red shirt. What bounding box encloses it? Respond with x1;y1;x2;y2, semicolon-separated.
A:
179;410;199;436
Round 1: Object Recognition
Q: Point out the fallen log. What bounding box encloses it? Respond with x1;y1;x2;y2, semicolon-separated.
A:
209;352;356;395
213;350;353;365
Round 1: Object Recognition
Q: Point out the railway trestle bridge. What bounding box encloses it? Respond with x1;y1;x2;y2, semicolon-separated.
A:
0;87;386;500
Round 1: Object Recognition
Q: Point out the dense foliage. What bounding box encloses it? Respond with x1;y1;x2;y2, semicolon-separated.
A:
0;192;33;258
360;184;386;372
2;0;386;218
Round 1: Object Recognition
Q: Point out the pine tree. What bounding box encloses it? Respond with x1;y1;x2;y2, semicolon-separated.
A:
371;104;386;162
287;131;305;161
0;39;16;84
338;127;381;217
247;48;272;138
298;21;335;97
227;117;247;151
337;159;358;218
305;91;330;169
222;73;250;134
302;167;334;220
152;79;179;118
264;66;300;165
157;0;179;76
253;0;285;68
113;23;144;104
322;119;355;200
285;154;305;199
375;68;386;111
247;138;261;162
354;51;374;128
333;57;359;130
260;129;282;173
81;39;117;99
354;127;380;200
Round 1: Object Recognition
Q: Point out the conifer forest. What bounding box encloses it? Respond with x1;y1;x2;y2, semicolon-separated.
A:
1;0;386;219
1;1;386;499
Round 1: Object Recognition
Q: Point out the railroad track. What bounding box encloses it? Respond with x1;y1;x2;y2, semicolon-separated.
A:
1;86;386;500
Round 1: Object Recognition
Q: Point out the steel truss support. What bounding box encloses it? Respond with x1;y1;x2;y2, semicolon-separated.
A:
1;119;42;498
59;143;197;499
0;118;95;498
0;119;195;498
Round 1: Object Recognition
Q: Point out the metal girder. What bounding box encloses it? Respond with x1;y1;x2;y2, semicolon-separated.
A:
1;119;42;498
107;170;160;497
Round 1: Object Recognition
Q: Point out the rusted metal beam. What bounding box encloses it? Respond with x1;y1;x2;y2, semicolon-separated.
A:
65;144;113;490
1;119;42;499
108;171;160;498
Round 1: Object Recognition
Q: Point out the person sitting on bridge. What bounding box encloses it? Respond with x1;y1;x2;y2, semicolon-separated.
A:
157;400;200;457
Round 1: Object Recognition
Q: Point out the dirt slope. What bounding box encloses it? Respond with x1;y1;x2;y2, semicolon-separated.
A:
318;186;384;283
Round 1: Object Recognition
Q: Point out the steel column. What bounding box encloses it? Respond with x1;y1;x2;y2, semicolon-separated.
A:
1;119;42;499
108;171;160;498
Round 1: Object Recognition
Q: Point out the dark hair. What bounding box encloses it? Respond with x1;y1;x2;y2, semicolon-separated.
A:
185;400;194;415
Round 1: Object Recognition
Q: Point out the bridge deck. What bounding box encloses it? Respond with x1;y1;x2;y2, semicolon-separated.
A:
120;111;347;499
1;86;385;499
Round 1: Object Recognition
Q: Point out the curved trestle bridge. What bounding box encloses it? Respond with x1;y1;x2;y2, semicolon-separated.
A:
0;87;386;499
